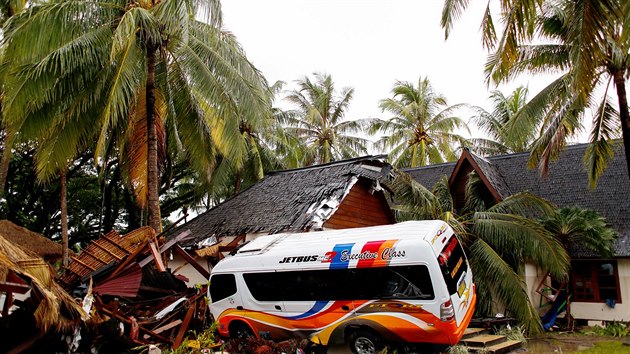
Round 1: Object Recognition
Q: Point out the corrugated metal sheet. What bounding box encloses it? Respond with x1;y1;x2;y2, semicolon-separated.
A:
93;264;142;298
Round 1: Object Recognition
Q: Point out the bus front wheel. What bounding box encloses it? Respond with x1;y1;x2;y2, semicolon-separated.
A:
348;329;384;354
229;321;254;340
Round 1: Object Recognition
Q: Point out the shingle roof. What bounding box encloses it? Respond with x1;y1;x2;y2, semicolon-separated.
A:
405;143;630;257
170;156;392;248
468;151;513;198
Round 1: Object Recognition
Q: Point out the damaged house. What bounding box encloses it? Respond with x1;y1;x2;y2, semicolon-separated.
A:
405;143;630;323
167;156;396;285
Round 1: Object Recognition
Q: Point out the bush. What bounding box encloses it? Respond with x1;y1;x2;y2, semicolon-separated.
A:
582;321;629;337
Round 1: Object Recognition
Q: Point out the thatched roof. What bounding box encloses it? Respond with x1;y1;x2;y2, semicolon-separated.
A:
0;233;84;333
0;220;64;261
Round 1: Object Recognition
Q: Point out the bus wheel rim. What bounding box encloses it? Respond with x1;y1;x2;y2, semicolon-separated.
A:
355;337;375;354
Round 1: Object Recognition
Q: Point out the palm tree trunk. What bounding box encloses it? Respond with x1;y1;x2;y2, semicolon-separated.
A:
234;168;242;195
60;168;69;267
0;145;10;197
613;70;630;179
146;45;161;232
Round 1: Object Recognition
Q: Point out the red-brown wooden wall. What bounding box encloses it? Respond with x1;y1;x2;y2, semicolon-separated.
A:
323;181;395;229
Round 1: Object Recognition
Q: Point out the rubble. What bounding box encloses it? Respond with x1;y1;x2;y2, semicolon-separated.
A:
1;221;215;353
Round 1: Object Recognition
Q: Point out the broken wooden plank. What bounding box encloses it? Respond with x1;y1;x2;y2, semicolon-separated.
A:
158;230;191;253
98;306;172;345
0;282;30;295
147;319;182;337
149;242;167;272
138;230;191;269
173;303;195;349
173;245;210;279
2;291;13;317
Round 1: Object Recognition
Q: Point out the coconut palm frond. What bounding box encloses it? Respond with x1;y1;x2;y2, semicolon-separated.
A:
584;96;620;187
472;211;569;281
469;238;543;334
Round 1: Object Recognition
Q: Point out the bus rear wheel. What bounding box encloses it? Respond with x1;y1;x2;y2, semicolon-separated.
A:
348;329;384;354
229;322;254;340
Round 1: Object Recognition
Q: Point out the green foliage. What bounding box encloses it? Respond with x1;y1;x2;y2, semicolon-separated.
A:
539;206;617;258
369;76;469;168
448;345;469;354
496;325;527;343
469;86;537;155
162;322;223;354
582;322;629;338
1;0;271;228
282;73;369;166
0;145;109;245
389;169;570;334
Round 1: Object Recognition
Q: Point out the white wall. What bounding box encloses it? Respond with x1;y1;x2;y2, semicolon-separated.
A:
570;259;630;322
524;260;630;322
169;233;270;287
168;254;211;286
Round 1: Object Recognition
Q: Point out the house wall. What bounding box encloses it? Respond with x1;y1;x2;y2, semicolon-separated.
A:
323;182;393;229
169;233;267;286
168;253;212;286
525;260;630;322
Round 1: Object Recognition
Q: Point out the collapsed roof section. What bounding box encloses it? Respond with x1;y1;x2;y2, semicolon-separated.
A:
169;155;394;248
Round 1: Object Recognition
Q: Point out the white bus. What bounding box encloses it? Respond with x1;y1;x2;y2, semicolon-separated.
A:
208;221;476;353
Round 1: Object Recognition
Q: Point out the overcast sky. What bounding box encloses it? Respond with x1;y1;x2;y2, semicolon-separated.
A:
220;0;559;139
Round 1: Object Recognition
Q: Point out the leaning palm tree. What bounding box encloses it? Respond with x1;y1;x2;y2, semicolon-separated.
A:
490;1;627;187
484;1;627;186
470;86;537;155
283;73;369;166
443;0;628;186
370;77;469;168
389;170;569;333
1;0;271;232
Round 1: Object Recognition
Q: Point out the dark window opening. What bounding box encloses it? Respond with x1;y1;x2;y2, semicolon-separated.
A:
571;260;621;303
210;274;237;302
243;265;434;302
438;236;468;295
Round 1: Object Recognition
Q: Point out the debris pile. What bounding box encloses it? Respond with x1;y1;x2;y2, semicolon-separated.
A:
1;223;213;353
56;227;212;351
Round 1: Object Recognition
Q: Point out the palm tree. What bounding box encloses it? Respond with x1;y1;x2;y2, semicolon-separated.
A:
370;77;469;168
0;0;28;198
283;73;369;165
539;206;617;258
490;0;628;186
471;86;537;155
389;170;569;333
441;0;541;74
1;0;271;232
442;0;629;186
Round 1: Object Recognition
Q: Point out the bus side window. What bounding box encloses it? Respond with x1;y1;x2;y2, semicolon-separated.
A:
209;274;237;302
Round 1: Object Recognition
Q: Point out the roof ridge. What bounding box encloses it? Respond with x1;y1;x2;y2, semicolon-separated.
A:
267;155;388;175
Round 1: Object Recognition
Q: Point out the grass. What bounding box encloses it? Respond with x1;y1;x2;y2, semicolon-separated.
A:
578;341;630;353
